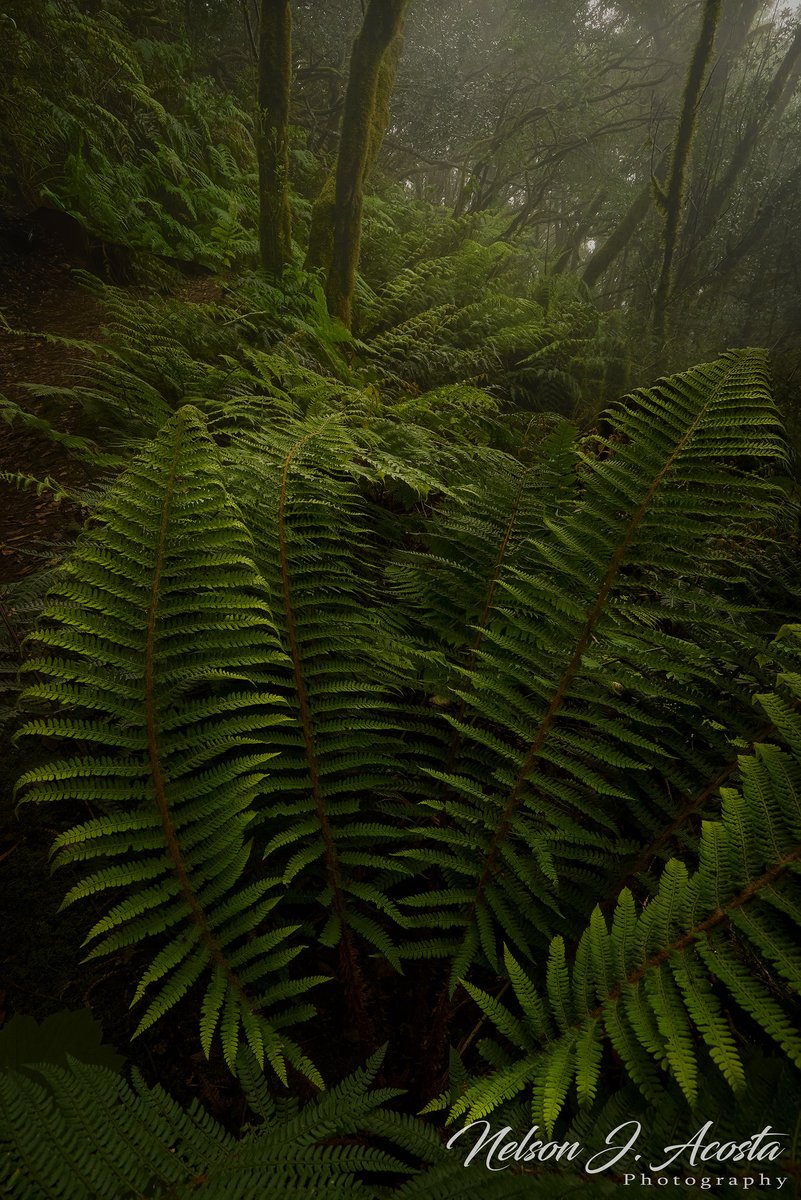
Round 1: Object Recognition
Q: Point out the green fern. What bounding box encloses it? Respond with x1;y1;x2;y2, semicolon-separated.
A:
393;349;787;984
15;406;324;1082
0;1047;442;1199
8;351;800;1165
1;1;258;273
3;1043;797;1196
220;417;417;1021
447;625;801;1132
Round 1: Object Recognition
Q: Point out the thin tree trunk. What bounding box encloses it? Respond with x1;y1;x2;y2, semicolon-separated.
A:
677;21;801;288
306;36;412;275
652;0;723;341
240;0;258;65
553;189;608;274
582;150;670;288
257;0;292;275
582;0;758;291
703;160;801;291
305;165;337;272
325;0;410;327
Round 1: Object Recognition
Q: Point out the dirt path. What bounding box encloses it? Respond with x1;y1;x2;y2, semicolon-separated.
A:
0;252;104;582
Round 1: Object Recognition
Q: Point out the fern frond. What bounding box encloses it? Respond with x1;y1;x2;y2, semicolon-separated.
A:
0;1048;441;1199
15;406;323;1080
450;626;801;1130
219;415;422;1032
397;350;787;982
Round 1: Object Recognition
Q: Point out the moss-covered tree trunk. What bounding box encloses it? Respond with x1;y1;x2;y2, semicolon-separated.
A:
307;34;404;276
257;0;292;275
581;150;668;289
652;0;723;340
305;165;337;273
324;0;409;327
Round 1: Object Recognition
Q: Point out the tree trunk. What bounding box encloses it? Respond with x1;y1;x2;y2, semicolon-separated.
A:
324;0;409;327
582;0;758;292
676;21;801;289
703;159;801;292
652;0;723;341
305;165;337;272
240;0;258;65
553;189;608;274
257;0;293;275
581;151;669;288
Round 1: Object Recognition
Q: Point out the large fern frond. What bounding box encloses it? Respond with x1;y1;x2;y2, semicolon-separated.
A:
219;418;419;1004
0;1047;440;1199
15;406;323;1081
396;350;787;982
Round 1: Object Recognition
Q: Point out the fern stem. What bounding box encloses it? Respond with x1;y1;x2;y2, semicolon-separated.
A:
0;602;23;657
446;471;531;775
456;980;510;1058
471;480;530;662
595;843;801;1015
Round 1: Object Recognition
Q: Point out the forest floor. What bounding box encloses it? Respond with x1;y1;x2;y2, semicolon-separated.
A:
0;242;222;581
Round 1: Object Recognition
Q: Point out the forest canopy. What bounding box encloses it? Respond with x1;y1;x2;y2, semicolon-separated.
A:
1;2;801;1198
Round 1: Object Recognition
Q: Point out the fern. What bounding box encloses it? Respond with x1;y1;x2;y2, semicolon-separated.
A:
0;1047;440;1199
1;1;258;273
447;625;801;1132
387;420;578;665
3;1045;796;1196
220;417;417;1025
0;570;57;735
14;407;324;1082
8;351;800;1178
394;349;788;984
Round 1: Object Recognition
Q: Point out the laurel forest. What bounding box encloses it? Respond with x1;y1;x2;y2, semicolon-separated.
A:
1;1;801;1196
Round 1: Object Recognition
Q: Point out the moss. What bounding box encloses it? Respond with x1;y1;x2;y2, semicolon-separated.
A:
305;165;336;272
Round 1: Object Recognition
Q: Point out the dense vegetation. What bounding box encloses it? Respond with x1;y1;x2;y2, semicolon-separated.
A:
1;1;800;1196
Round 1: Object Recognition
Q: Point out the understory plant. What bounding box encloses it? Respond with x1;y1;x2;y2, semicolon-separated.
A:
3;348;801;1197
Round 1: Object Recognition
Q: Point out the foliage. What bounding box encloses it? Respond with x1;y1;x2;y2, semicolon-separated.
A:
359;201;631;413
0;1047;450;1199
3;1;801;1194
0;0;257;270
7;350;801;1192
15;408;325;1082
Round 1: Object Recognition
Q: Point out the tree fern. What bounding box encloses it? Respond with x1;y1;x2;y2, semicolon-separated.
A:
15;407;323;1082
